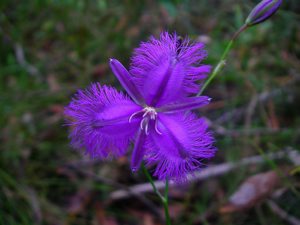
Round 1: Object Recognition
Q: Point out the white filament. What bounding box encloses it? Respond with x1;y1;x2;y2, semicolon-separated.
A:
129;106;162;135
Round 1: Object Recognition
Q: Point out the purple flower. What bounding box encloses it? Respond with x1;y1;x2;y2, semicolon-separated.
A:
246;0;282;26
65;32;216;181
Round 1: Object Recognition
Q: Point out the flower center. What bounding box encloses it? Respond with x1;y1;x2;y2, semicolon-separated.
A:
142;106;157;119
129;106;162;135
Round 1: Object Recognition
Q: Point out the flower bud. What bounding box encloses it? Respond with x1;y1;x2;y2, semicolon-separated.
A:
245;0;282;26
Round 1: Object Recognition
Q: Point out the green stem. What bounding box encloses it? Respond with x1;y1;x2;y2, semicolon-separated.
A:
163;179;171;225
198;24;248;96
142;165;171;225
142;164;164;199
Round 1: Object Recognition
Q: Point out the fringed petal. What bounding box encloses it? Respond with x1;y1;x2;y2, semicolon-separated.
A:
130;32;211;101
142;58;186;106
65;83;141;158
145;113;216;181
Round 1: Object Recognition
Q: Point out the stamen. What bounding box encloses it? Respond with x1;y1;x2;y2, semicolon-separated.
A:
145;122;149;135
142;111;148;118
151;113;155;120
129;110;143;123
129;106;162;135
154;119;162;135
140;117;147;130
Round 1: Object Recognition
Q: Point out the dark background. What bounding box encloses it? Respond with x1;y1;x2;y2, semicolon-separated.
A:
1;0;300;224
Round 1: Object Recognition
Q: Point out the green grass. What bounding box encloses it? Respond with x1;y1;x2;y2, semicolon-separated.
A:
1;0;300;224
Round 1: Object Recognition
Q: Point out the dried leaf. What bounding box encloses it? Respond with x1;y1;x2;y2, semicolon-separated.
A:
168;203;184;219
47;74;60;92
143;213;156;225
92;64;108;79
220;171;279;213
56;167;77;181
128;209;160;225
267;100;280;130
67;189;91;215
95;202;119;225
48;104;64;114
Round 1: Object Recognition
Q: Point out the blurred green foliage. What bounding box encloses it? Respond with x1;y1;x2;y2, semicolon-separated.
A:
1;0;300;224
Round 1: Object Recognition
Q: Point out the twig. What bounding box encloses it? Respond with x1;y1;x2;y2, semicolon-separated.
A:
65;159;104;168
204;118;300;137
66;165;163;221
215;89;283;125
0;27;40;77
214;127;300;138
245;93;258;129
215;73;300;125
109;149;299;201
24;186;42;225
14;43;40;77
267;200;300;225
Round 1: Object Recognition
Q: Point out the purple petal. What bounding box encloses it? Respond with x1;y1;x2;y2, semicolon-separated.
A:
130;129;147;172
65;83;141;158
143;58;185;106
184;65;212;93
110;59;145;105
157;96;211;113
145;113;216;181
130;32;211;101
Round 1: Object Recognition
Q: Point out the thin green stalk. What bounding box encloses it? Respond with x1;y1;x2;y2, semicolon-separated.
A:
142;165;171;225
163;179;171;225
142;164;164;199
198;24;248;96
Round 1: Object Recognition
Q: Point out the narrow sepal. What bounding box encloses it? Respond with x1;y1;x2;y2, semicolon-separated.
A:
157;96;211;113
110;59;145;105
131;129;147;172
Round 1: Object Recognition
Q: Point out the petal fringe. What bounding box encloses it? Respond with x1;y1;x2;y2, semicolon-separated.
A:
145;113;216;182
65;83;141;158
